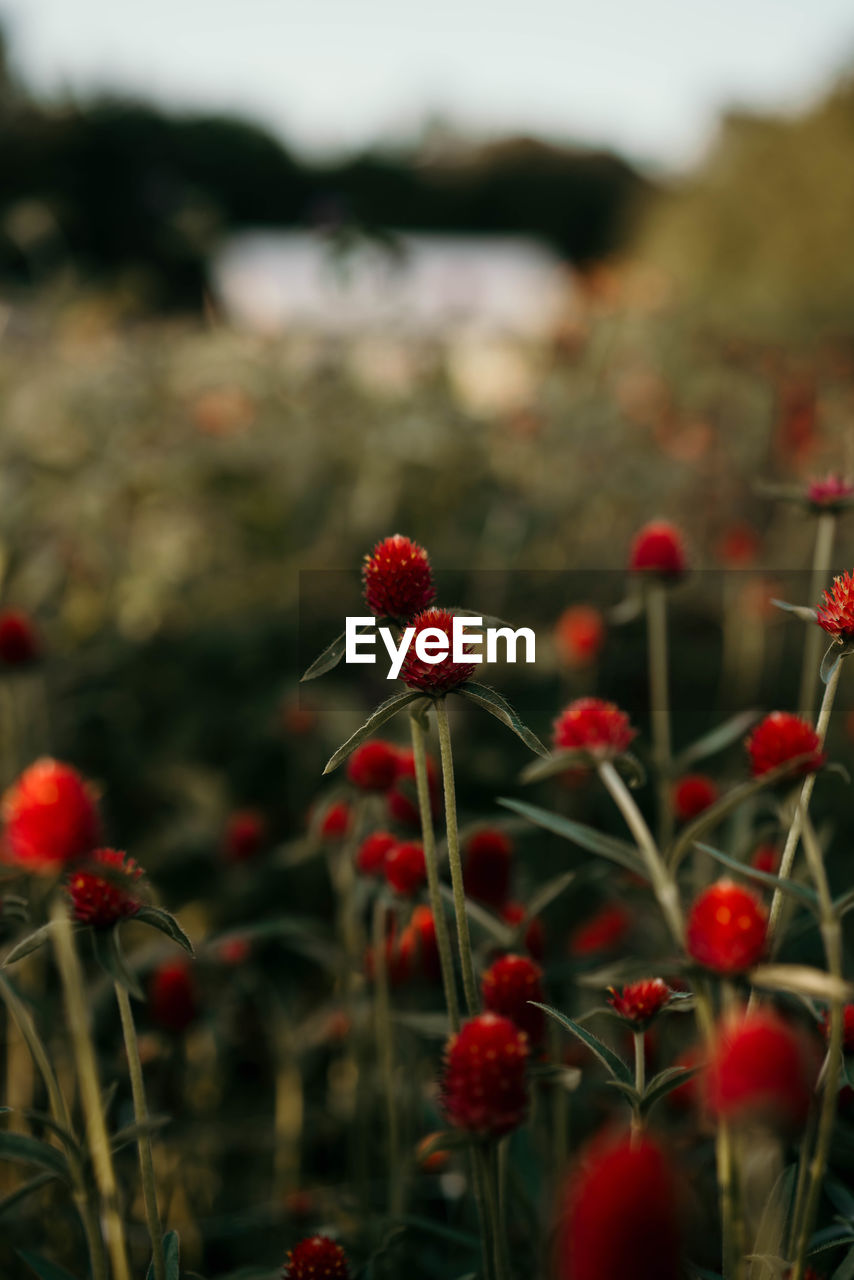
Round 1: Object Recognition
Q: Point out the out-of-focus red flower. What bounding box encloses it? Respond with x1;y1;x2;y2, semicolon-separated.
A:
399;905;440;982
553;698;636;760
191;386;255;438
0;611;40;666
362;534;435;621
319;801;352;841
346;740;400;791
556;1132;683;1280
819;1003;854;1054
716;524;761;568
481;953;545;1047
68;849;143;928
442;1012;529;1136
384;841;426;896
416;1132;451;1173
218;936;251;966
628;521;687;580
149;960;198;1034
666;1045;706;1111
354;830;396;877
553;605;605;668
463;827;513;907
399;608;476;694
283;1235;350;1280
281;700;318;737
282;1188;315;1219
386;747;439;827
751;844;780;874
2;759;100;875
746;712;825;778
364;916;410;986
671;774;718;822
607;978;671;1030
568;903;631;958
222;809;268;862
817;569;854;642
706;1010;818;1131
686;880;767;974
501;901;546;961
807;473;854;509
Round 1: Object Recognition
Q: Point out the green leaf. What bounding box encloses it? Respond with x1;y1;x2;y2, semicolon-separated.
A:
134;907;194;956
0;1131;69;1180
393;1215;479;1250
771;599;819;623
822;640;854;685
3;923;55;966
672;709;762;774
604;1079;641;1105
616;753;647;789
323;691;423;774
809;1225;854;1254
18;1252;81;1280
531;1002;632;1083
22;1111;83;1158
498;798;647;879
111;1115;170;1153
92;928;144;1001
392;1012;451;1040
454;683;548;758
146;1231;180;1280
437;885;515;947
522;870;576;921
832;1245;854;1280
750;964;854;1003
300;630;347;682
519;749;596;783
641;1065;703;1115
0;1172;57;1218
692;841;818;907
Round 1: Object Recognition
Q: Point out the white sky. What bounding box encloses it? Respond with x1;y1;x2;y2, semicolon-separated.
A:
2;0;854;171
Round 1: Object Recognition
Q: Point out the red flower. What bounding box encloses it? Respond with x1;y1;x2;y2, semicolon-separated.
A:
219;936;251;966
67;849;143;928
628;520;687;580
386;747;439;826
686;880;767;974
553;605;605;668
556;1132;683;1280
384;841;426;896
666;1045;706;1111
501;901;546;961
399;905;441;981
463;827;513;907
807;473;854;509
746;712;825;777
817;569;854;642
149;961;198;1033
553;698;636;760
568;903;631;957
222;809;267;862
362;534;435;621
671;774;718;822
607;978;671;1029
364;919;411;987
442;1012;529;1136
319;801;351;841
354;830;396;877
716;523;760;568
399;608;476;694
283;1236;350;1280
481;954;545;1046
2;759;100;875
751;843;780;874
346;740;400;791
0;611;40;666
706;1010;817;1130
819;1004;854;1054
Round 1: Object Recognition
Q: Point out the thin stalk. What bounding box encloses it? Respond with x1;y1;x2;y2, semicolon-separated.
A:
49;899;132;1280
115;981;165;1280
480;1144;510;1280
631;1032;645;1142
549;1021;568;1183
798;512;836;720
409;711;460;1031
435;698;479;1017
695;982;741;1280
646;583;674;849
372;896;402;1218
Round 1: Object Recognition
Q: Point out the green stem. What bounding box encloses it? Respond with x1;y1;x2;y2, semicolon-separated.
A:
695;983;740;1280
435;698;479;1018
409;711;460;1032
631;1031;645;1141
372;896;403;1218
115;981;165;1280
480;1144;510;1280
646;582;674;849
799;512;836;721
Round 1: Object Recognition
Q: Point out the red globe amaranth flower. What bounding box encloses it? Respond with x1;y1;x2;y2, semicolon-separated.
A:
481;954;545;1046
399;905;441;981
672;774;718;822
607;978;671;1029
716;523;760;568
386;747;439;826
553;605;605;668
463;827;513;907
219;936;251;966
501;901;546;961
222;809;267;862
819;1003;854;1054
807;473;854;509
746;712;825;778
384;841;426;896
283;1235;350;1280
706;1011;818;1130
281;700;318;737
149;961;198;1033
553;698;636;760
628;520;687;580
0;611;40;666
345;740;400;791
319;801;351;841
568;903;631;958
686;880;767;974
2;759;100;875
399;608;476;694
557;1132;683;1280
442;1012;529;1136
362;534;435;621
68;849;143;928
817;569;854;642
354;830;396;877
751;844;780;874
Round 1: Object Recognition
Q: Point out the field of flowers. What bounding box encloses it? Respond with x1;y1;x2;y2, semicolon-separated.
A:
0;289;853;1280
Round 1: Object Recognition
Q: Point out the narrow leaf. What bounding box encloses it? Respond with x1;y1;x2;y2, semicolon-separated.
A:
0;1172;56;1218
821;640;854;686
4;924;55;967
771;599;819;623
750;964;854;1003
523;870;576;921
300;630;347;682
693;842;818;907
323;691;423;774
498;798;647;879
832;1246;854;1280
641;1065;703;1114
531;1002;632;1083
455;683;548;757
438;885;515;946
672;709;762;773
0;1132;69;1180
18;1252;80;1280
519;749;596;784
134;907;194;956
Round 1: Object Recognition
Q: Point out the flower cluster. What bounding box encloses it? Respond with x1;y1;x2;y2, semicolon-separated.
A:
442;1013;529;1136
553;697;636;760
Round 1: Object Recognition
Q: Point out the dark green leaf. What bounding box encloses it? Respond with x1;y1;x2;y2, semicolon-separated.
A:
92;928;144;1001
393;1215;479;1250
111;1115;170;1152
323;691;423;774
672;709;762;773
455;683;548;758
771;599;818;623
531;1002;632;1083
822;640;854;686
808;1226;854;1253
0;1172;57;1218
519;750;596;783
18;1252;80;1280
300;630;347;682
523;870;576;921
641;1065;703;1114
3;924;55;966
498;798;647;879
392;1012;451;1040
832;1245;854;1280
22;1111;82;1158
0;1132;69;1180
438;885;515;946
150;1230;180;1280
134;907;194;956
693;841;818;907
616;753;647;789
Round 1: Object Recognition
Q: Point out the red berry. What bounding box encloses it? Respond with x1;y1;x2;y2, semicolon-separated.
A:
686;880;767;974
751;844;780;874
442;1013;529;1136
706;1010;817;1130
746;712;825;778
283;1235;350;1280
481;954;545;1046
553;605;605;668
568;903;631;957
399;608;476;694
0;611;40;666
553;698;636;760
346;740;400;791
384;841;426;896
362;534;435;621
607;978;671;1029
501;901;546;961
222;809;267;862
628;520;687;579
67;849;143;928
2;759;100;875
463;828;513;907
386;748;439;826
671;774;718;822
149;960;198;1033
399;905;441;981
354;830;396;877
319;801;351;841
817;569;854;642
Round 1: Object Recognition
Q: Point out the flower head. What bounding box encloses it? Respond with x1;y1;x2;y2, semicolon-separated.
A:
751;844;780;874
222;809;267;862
68;849;143;928
501;901;546;961
442;1012;529;1136
283;1236;350;1280
0;611;40;666
399;905;441;982
819;1003;854;1054
686;880;767;974
706;1010;818;1130
716;524;760;568
628;521;687;580
553;698;636;760
817;569;854;642
149;960;198;1034
386;747;439;826
399;608;476;694
318;801;352;841
481;954;545;1046
568;903;631;958
607;978;671;1029
383;841;426;896
362;534;435;621
354;830;396;877
746;712;825;778
346;740;400;791
672;774;718;822
463;827;513;907
553;605;605;668
2;759;100;875
807;473;854;510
